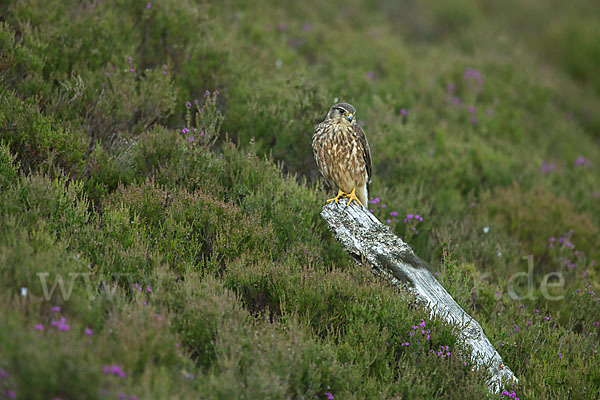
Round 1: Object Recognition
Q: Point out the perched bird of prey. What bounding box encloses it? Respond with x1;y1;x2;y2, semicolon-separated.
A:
312;102;372;208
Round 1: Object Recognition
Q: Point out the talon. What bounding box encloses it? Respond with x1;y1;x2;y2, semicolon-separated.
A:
345;186;363;208
326;188;348;204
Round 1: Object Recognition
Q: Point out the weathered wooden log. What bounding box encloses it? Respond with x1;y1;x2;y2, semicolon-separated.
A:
320;200;518;393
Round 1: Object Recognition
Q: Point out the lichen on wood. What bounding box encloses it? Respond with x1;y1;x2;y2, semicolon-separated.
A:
320;200;518;393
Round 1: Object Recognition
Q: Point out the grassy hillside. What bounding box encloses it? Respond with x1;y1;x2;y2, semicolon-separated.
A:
1;0;599;398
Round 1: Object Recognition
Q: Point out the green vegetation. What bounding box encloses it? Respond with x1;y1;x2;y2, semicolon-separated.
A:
1;0;599;398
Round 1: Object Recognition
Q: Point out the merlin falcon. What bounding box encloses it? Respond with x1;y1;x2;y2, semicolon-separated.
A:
312;102;372;208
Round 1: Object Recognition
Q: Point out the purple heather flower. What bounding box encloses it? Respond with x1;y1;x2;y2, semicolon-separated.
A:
6;390;16;399
130;396;138;400
204;90;211;97
470;116;477;125
595;322;599;327
188;136;195;142
51;317;69;331
105;71;111;78
468;106;476;113
35;324;44;331
119;393;127;400
369;209;374;213
390;211;398;217
0;368;7;380
366;71;375;81
463;68;483;92
146;3;152;9
129;68;135;73
447;82;456;92
401;342;410;346
302;22;312;31
574;156;591;167
175;342;180;347
200;130;205;137
185;101;192;109
386;219;392;224
541;161;556;174
51;306;61;312
85;328;93;336
381;204;387;209
324;393;334;400
419;320;426;328
500;390;520;400
147;285;152;293
103;364;126;378
400;108;407;116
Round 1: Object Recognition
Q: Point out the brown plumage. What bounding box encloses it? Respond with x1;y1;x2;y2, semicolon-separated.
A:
312;102;372;208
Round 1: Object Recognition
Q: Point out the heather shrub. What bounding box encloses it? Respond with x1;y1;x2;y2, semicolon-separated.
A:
0;91;87;176
0;0;599;398
0;142;19;189
485;184;599;274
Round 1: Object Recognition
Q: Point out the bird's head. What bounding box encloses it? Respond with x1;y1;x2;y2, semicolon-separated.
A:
327;102;356;126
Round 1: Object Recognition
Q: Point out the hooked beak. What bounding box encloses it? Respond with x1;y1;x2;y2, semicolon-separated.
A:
346;113;354;122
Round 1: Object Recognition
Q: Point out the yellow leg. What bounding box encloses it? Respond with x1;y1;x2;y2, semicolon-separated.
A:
326;188;348;204
345;186;363;208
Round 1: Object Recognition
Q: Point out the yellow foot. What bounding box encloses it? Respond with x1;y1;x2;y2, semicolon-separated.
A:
345;186;363;208
326;188;348;204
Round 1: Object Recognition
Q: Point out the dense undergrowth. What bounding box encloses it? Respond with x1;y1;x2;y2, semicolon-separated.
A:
0;0;599;399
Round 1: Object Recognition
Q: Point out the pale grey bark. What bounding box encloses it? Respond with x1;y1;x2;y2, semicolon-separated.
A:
320;201;518;393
